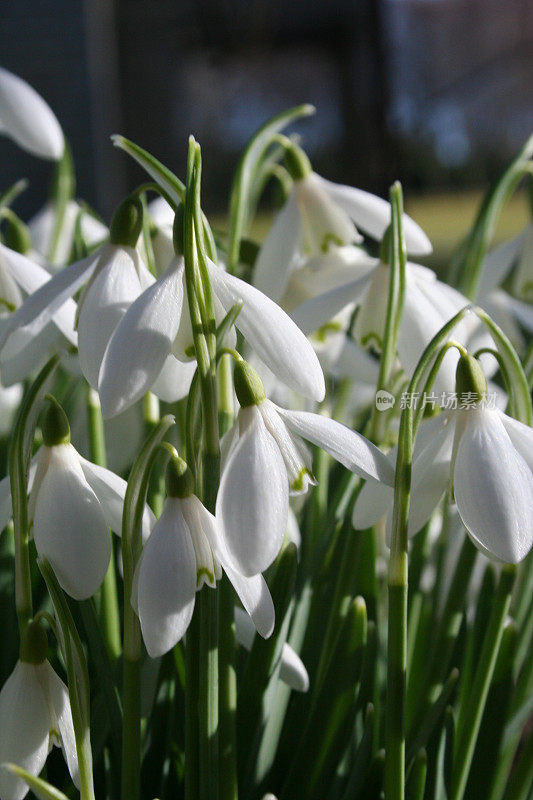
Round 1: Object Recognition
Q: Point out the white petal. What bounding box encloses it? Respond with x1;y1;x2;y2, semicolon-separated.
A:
353;477;393;530
77;245;144;389
478;230;526;297
253;195;302;301
1;321;64;386
290;271;372;335
208;260;325;401
353;263;390;348
406;416;454;536
180;496;220;589
330;337;379;384
0;252;97;353
137;498;197;657
36;662;79;787
0;243;78;345
314;173;433;256
0;661;50;800
259;400;316;495
33;444;111;599
497;411;533;472
0;474;13;531
234;607;307;688
150;355;196;403
296;173;362;253
0;67;64;160
98;259;184;417
78;456;155;542
274;405;395;485
226;567;274;639
216;406;289;577
454;408;533;563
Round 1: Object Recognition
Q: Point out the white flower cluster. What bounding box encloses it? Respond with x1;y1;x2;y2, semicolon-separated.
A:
0;66;531;800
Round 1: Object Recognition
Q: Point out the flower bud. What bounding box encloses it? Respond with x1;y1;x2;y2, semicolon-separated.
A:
19;619;48;664
3;214;31;254
455;353;487;402
109;196;143;247
42;396;71;447
284;143;312;182
234;360;266;408
165;454;195;498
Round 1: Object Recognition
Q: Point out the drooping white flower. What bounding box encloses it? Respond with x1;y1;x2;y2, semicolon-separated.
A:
0;241;79;385
25;398;154;600
291;259;472;396
234;607;309;692
0;622;78;800
98;253;325;418
252;146;432;302
28;200;108;269
216;360;394;577
0;198;153;390
134;456;274;658
0;67;64;160
354;354;533;564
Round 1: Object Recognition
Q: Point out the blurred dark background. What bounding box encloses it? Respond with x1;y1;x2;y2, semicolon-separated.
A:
1;0;532;223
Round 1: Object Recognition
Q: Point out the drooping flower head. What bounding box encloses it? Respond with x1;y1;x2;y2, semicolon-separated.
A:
134;453;274;658
0;620;78;800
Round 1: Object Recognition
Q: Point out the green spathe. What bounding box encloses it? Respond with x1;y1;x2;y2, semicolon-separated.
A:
165;454;195;499
42;396;70;447
19;618;48;664
109;196;144;247
234;360;266;408
284;142;312;182
455;353;488;402
3;213;31;254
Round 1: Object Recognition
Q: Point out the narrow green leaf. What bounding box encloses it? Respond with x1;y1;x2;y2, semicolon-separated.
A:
406;750;427;800
407;668;459;765
112;135;185;208
227;104;315;272
1;765;70;800
341;704;376;800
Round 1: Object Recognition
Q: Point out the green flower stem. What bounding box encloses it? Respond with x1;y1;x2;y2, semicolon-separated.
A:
369;182;406;444
217;354;238;800
120;415;175;800
143;392;165;516
385;306;473;800
184;139;220;800
39;560;95;800
450;565;516;800
86;387;121;663
48;144;75;264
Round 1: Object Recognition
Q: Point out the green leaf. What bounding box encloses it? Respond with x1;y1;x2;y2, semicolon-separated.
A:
406;750;427;800
474;307;532;425
227;104;315;272
0;764;70;800
112;136;185;208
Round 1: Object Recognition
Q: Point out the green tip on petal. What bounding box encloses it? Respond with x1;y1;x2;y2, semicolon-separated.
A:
20;619;48;664
3;214;31;254
42;395;71;447
234;360;266;408
165;454;195;498
172;204;185;255
455;353;487;402
379;224;393;264
284;143;312;181
109;195;144;247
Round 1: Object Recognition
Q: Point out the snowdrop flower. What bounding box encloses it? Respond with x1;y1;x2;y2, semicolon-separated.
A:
478;222;533;302
291;252;472;396
29;199;108;269
134;454;274;658
97;230;325;418
234;607;309;692
354;353;533;564
26;397;154;600
252;142;432;302
0;620;78;800
0;230;78;385
0;196;153;390
0;67;64;160
216;360;394;577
